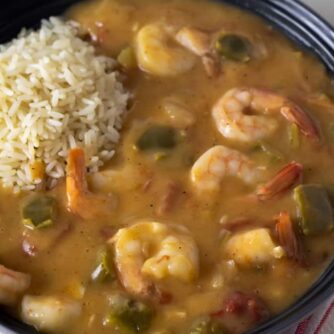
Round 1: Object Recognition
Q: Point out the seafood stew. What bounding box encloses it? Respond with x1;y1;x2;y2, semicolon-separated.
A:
1;0;334;333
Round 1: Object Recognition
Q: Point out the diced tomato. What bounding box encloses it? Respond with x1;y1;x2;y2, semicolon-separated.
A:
159;291;173;305
212;291;269;324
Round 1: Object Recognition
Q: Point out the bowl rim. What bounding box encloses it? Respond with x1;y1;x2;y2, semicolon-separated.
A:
222;0;334;75
223;1;334;333
0;0;334;333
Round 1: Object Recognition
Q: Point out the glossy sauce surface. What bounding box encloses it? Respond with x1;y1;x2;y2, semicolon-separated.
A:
1;0;334;333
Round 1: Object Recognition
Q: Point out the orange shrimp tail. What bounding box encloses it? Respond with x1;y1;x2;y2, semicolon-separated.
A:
281;104;320;141
275;212;305;264
256;161;303;201
66;148;88;214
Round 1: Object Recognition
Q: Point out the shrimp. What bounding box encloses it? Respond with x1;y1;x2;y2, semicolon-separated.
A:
162;97;196;128
256;162;303;201
224;228;285;266
110;222;199;297
0;265;31;306
176;27;221;78
212;88;319;143
275;212;305;264
175;27;211;57
21;295;81;332
135;23;196;77
66;148;115;220
191;145;263;191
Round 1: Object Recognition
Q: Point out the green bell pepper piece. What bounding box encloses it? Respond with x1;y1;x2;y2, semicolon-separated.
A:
215;34;251;62
136;126;178;151
22;195;56;230
288;123;300;149
91;248;116;283
294;184;334;235
105;293;154;332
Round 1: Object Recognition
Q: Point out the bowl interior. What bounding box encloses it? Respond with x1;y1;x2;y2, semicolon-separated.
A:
0;1;334;333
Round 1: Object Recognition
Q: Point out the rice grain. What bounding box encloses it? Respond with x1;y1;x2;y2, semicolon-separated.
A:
0;17;130;192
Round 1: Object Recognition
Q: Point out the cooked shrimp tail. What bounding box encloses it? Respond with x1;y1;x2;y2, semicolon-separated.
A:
66;148;115;220
275;212;305;264
256;162;303;201
281;104;320;141
67;148;87;202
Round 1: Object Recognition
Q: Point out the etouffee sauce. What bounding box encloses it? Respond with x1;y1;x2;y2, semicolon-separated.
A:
1;0;334;333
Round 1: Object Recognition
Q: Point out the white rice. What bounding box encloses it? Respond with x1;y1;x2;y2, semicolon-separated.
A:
0;17;130;192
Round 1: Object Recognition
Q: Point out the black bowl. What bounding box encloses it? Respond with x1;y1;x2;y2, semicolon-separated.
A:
0;1;334;333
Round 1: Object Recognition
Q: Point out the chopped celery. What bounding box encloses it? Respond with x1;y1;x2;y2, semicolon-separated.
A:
260;142;283;162
22;195;56;230
219;229;232;250
189;317;228;334
91;248;116;283
105;293;154;332
294;184;334;236
252;142;283;162
136;126;178;151
117;46;137;70
288;123;300;149
215;34;251;62
154;151;168;161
